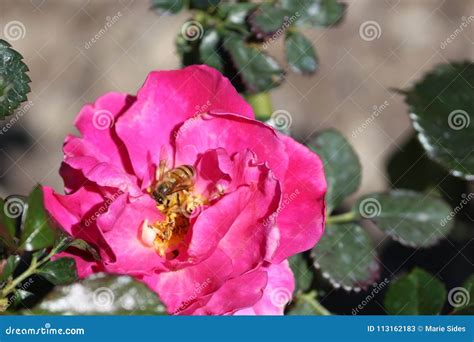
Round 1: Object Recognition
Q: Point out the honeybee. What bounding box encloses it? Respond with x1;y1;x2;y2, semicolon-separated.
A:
151;160;196;210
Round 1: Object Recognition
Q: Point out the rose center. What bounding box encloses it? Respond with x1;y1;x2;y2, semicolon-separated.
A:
142;186;205;258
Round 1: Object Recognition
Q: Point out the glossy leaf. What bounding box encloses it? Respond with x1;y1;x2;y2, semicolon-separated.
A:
354;190;454;248
249;4;292;38
403;62;474;180
279;0;345;28
29;273;167;315
287;291;330;315
384;268;446;315
452;275;474;314
19;185;56;251
67;239;100;261
0;40;31;119
307;130;361;213
311;223;379;291
0;197;17;240
285;31;318;74
223;35;284;94
218;3;257;25
151;0;185;14
39;257;78;286
289;253;313;292
0;255;21;282
199;30;223;72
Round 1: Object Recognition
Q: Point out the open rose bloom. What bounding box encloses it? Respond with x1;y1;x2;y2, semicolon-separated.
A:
43;65;326;315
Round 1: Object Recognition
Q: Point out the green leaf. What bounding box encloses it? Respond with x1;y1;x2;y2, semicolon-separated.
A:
307;130;361;213
0;39;31;119
150;0;185;14
223;34;284;94
0;197;18;240
39;257;78;286
20;185;56;251
218;3;257;25
67;239;100;261
287;291;331;315
311;223;379;291
452;275;474;314
249;4;292;38
403;62;474;180
384;268;446;315
354;190;454;248
285;32;318;74
289;253;313;292
190;0;220;10
279;0;345;28
29;273;167;315
199;30;223;72
0;254;21;282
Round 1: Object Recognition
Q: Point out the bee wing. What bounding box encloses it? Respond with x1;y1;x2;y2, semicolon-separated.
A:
156;159;168;182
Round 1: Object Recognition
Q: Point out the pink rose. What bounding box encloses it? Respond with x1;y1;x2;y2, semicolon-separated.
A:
43;65;326;315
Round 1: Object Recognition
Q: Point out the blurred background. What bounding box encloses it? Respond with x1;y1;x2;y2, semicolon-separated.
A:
0;0;473;315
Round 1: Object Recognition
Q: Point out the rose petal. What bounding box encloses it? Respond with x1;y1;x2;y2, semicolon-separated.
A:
272;135;327;263
116;65;254;182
